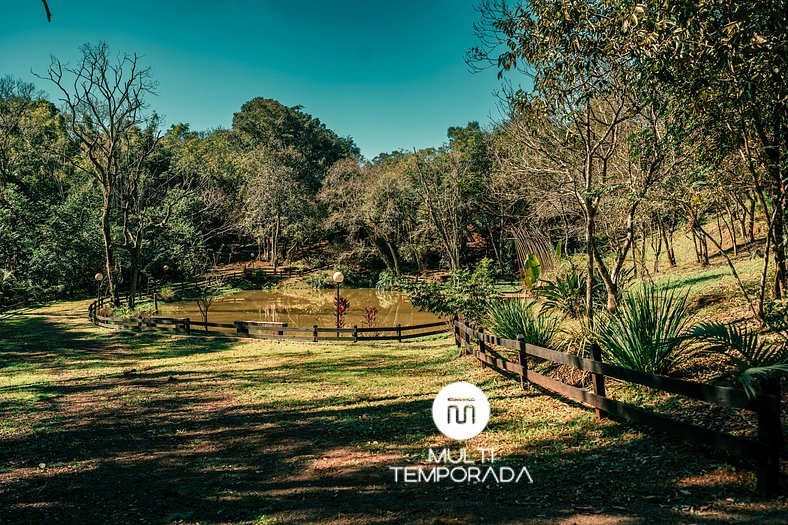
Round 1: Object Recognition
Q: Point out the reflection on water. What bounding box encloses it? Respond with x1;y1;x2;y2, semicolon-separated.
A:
160;288;440;327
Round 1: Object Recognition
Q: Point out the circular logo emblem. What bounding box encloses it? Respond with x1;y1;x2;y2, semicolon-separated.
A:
432;382;490;440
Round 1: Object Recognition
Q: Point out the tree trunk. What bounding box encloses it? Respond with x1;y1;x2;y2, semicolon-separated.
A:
701;231;709;265
725;204;738;257
772;210;786;300
660;221;676;267
653;226;663;274
385;240;401;275
585;199;595;326
100;195;118;306
272;213;280;272
128;241;143;310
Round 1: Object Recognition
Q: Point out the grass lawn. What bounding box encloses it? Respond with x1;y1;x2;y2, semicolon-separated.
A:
1;301;787;524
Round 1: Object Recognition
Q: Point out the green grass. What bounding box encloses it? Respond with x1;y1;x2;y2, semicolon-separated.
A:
1;306;786;523
1;228;787;522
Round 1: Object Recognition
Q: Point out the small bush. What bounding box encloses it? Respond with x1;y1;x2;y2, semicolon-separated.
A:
306;271;330;290
403;260;497;324
487;299;558;347
158;285;175;302
596;282;693;375
376;270;397;291
538;267;607;319
765;299;788;328
362;306;379;328
538;269;586;319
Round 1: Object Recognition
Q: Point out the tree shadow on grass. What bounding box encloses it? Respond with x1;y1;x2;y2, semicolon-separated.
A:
2;385;786;524
0;316;237;373
1;318;787;524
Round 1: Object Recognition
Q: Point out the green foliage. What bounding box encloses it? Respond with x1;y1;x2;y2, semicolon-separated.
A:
232;97;359;193
109;301;156;319
403;259;497;324
538;267;608;319
521;253;541;290
596;282;694;375
158;286;175;302
687;322;788;399
764;299;788;327
538;269;586;319
306;272;330;290
487;299;558;347
471;257;497;284
375;270;397;291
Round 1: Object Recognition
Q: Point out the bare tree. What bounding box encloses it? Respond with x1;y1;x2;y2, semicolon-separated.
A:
37;42;158;305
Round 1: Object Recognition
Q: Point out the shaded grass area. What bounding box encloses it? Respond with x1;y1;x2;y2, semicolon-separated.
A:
1;310;787;524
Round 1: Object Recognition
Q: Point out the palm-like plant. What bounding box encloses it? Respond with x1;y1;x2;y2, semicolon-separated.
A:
596;282;693;375
687;322;788;398
538;267;610;319
538;269;586;319
487;299;558;348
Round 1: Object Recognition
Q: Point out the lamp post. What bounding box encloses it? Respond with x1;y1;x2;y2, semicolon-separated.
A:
155;265;169;315
94;272;104;302
333;271;344;333
94;273;104;319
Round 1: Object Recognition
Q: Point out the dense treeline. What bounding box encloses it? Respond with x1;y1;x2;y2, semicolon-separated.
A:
1;0;785;323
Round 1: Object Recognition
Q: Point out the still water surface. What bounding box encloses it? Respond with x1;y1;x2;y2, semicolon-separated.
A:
160;287;440;327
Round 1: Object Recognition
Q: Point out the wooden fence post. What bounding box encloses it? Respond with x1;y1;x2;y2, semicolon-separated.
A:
517;335;527;389
396;323;402;343
184;318;190;335
464;329;471;357
590;343;607;419
479;327;486;369
135;316;142;332
313;324;319;343
452;316;460;349
235;321;248;335
353;325;358;343
756;380;782;496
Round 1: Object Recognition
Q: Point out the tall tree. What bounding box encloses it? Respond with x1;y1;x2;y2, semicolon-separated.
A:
631;0;787;302
38;42;159;304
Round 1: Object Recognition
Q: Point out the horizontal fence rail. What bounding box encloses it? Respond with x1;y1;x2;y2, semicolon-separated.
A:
452;319;783;496
88;270;449;343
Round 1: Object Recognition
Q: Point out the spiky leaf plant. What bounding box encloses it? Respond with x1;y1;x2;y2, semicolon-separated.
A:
596;282;694;375
487;299;558;348
687;322;788;398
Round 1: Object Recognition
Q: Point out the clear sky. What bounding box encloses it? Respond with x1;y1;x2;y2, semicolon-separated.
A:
0;1;509;159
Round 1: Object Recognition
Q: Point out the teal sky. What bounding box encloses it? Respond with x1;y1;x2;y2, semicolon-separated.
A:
0;1;509;159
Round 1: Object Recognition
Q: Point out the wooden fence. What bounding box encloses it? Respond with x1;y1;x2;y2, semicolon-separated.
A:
452;319;783;496
88;271;448;343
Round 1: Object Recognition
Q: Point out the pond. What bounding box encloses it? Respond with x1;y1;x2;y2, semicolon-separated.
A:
159;287;441;328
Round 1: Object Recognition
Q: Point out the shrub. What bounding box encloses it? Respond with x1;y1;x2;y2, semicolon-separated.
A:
538;266;609;319
158;285;175;302
687;321;788;398
334;294;350;328
595;282;693;375
402;260;497;324
306;271;330;290
487;299;558;347
362;306;379;328
375;270;397;291
538;268;586;319
764;299;788;328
